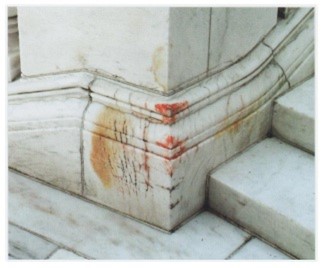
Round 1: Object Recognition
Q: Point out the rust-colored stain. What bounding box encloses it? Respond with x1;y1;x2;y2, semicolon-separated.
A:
164;159;173;177
156;135;187;160
155;101;189;125
151;46;167;91
155;101;189;116
170;145;186;160
90;107;128;188
161;115;177;125
91;134;113;188
156;135;183;149
142;123;152;191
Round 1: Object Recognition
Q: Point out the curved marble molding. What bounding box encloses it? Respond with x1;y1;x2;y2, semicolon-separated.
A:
8;8;314;231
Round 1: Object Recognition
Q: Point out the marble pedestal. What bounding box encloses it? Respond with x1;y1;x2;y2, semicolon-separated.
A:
8;7;314;231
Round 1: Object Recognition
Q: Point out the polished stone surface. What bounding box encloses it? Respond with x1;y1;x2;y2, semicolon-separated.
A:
209;138;315;259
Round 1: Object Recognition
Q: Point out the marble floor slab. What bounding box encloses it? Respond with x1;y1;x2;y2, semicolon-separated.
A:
48;249;86;260
8;224;58;259
229;238;290;260
8;169;291;260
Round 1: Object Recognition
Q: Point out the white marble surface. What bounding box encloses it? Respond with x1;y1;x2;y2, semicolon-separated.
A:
209;138;315;259
8;224;58;259
18;7;170;92
209;8;277;73
229;238;291;260
168;8;210;91
8;170;251;259
7;46;289;231
273;77;315;153
49;249;86;260
8;89;89;194
18;7;211;94
9;8;312;121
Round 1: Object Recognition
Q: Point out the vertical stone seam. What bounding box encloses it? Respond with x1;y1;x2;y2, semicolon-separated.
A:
225;236;253;260
44;247;60;259
80;77;95;195
206;7;213;74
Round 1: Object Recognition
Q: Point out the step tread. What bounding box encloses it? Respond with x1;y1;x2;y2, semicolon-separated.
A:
210;138;315;232
276;77;314;119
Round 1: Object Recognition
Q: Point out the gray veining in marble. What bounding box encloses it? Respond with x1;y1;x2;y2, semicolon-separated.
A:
8;224;58;259
8;170;250;259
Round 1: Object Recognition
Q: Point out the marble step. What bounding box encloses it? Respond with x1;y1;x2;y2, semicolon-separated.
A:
8;169;291;260
208;138;315;259
272;77;315;153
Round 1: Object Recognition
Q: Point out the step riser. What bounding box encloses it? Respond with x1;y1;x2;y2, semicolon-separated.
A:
272;106;314;153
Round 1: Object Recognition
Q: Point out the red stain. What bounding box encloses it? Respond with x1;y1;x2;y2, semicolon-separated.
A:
156;135;187;160
170;145;186;160
161;116;176;124
156;135;183;149
155;101;189;116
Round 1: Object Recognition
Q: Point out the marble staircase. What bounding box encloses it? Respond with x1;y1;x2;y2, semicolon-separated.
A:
208;77;315;259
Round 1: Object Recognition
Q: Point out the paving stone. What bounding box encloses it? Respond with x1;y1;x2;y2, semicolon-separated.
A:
8;170;250;259
8;224;58;259
49;249;86;260
230;238;291;260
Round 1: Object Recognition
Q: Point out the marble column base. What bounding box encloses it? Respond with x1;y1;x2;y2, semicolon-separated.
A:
8;8;314;231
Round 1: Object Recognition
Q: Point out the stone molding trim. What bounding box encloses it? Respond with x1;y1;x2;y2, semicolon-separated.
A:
8;8;314;231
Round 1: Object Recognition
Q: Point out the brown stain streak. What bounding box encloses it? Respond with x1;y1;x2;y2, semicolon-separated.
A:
170;199;180;209
90;107;129;188
151;46;167;91
143;122;153;191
